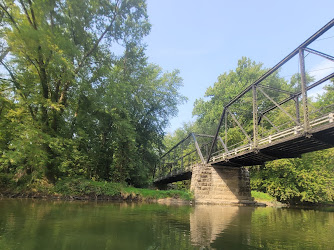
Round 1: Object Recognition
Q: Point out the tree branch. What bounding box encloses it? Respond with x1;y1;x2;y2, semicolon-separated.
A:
74;0;120;74
0;47;10;61
27;0;37;29
0;60;36;119
18;0;34;28
0;2;20;31
59;1;120;106
0;61;21;90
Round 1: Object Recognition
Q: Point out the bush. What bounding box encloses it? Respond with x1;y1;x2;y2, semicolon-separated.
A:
54;178;122;196
250;149;334;204
0;173;15;189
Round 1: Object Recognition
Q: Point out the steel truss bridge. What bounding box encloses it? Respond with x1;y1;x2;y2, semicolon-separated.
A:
154;19;334;185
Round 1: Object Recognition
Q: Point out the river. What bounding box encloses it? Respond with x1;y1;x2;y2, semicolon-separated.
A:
0;199;333;249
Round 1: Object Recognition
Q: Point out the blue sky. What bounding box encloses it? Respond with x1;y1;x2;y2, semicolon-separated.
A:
144;0;334;133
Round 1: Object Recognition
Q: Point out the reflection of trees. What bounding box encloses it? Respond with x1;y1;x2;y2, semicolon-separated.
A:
0;200;196;250
0;200;333;249
247;208;334;249
210;207;334;249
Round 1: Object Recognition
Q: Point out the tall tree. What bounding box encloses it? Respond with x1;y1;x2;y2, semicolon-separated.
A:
0;0;185;187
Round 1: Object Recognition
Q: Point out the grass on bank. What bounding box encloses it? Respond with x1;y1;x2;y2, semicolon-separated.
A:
0;175;193;201
54;178;193;200
251;191;276;202
123;186;193;201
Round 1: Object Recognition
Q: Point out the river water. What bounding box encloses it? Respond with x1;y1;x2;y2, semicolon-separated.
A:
0;199;333;249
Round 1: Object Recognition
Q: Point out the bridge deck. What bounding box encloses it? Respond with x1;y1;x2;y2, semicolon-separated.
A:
154;168;192;185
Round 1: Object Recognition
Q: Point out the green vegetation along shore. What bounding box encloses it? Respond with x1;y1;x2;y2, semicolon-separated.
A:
0;177;193;202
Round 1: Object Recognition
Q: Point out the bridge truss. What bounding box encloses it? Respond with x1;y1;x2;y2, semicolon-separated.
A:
154;19;334;183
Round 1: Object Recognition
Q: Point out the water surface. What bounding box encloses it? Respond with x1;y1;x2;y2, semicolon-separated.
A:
0;199;333;249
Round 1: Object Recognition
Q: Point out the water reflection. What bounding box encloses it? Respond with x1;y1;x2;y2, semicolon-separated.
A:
190;205;241;246
0;199;333;249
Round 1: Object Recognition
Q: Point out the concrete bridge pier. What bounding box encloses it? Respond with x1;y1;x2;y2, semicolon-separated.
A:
190;164;255;205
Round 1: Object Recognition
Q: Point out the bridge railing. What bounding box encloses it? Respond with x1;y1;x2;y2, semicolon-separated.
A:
210;112;334;163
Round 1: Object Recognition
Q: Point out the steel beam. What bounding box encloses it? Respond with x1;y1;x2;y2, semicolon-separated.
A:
195;134;228;152
258;86;300;125
262;115;280;132
261;72;334;116
259;84;295;95
224;19;334;109
160;133;192;159
228;109;252;142
295;97;300;123
299;49;310;131
191;133;205;164
252;85;258;147
207;107;226;163
304;47;334;62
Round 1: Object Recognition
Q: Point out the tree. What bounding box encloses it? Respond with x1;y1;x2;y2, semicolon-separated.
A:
0;0;185;188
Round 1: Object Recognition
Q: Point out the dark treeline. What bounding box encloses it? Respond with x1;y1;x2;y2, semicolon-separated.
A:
166;57;334;204
0;0;185;189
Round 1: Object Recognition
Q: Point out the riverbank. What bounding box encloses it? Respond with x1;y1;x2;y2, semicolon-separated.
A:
2;178;332;207
0;177;193;203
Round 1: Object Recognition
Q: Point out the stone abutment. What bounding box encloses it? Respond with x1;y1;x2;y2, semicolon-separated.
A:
190;164;255;205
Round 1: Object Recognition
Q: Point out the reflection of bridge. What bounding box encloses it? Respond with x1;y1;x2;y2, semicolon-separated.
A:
190;205;242;247
154;19;334;204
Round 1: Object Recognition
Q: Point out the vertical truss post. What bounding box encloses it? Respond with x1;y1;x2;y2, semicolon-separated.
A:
174;147;177;170
167;153;171;173
225;112;228;149
295;97;300;123
161;159;164;176
180;142;184;169
153;163;156;179
252;85;258;148
299;48;310;131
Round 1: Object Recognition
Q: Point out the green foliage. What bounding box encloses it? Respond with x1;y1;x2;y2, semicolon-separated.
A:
0;173;15;189
193;57;268;134
251;149;334;204
0;1;185;187
123;186;193;200
174;180;191;190
52;178;193;200
54;178;122;196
